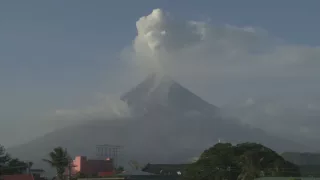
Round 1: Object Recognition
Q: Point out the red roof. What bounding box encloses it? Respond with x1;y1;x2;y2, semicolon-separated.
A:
1;174;34;180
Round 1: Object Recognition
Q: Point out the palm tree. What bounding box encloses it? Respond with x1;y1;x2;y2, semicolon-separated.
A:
43;147;70;180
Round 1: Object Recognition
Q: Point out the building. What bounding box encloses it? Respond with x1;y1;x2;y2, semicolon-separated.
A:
67;156;114;177
0;169;45;180
29;169;46;180
0;174;34;180
141;164;188;176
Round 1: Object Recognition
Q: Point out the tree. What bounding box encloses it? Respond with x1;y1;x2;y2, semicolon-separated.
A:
0;145;31;176
237;151;263;180
0;145;11;175
184;142;301;180
185;143;240;180
73;172;86;179
115;166;124;173
43;147;70;180
235;143;300;179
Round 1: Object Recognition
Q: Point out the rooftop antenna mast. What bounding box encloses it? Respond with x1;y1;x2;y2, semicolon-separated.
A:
96;144;123;168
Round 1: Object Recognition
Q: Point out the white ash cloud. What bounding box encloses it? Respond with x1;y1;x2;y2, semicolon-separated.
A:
54;94;131;121
130;8;320;80
134;9;202;55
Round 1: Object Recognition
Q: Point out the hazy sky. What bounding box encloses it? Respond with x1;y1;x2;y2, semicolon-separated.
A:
1;0;320;147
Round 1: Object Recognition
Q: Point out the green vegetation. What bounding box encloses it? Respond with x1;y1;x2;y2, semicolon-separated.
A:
184;143;300;180
115;166;124;173
0;144;32;176
43;147;70;180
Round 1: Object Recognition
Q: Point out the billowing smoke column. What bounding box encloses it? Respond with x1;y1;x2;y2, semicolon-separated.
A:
134;9;203;53
130;8;273;75
133;9;204;72
131;8;320;80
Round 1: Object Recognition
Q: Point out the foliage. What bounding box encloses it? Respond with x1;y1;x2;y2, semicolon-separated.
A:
0;144;31;176
184;142;300;180
43;147;70;180
73;172;87;179
115;166;124;173
185;143;239;180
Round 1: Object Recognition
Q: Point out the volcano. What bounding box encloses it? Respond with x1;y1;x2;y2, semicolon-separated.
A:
7;73;308;175
121;72;219;116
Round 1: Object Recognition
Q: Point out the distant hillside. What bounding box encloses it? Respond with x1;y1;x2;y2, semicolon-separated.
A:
300;165;320;177
282;152;320;165
282;152;320;177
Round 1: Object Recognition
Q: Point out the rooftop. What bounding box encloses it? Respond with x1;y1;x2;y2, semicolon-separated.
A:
141;164;188;175
1;174;34;180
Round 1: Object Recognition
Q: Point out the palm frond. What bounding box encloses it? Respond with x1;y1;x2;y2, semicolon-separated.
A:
42;158;55;167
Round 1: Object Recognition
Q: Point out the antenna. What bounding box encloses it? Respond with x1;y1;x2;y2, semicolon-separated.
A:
96;144;123;168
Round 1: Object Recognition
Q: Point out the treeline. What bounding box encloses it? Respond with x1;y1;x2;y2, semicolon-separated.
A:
43;143;303;180
0;145;32;176
3;142;312;180
184;143;300;180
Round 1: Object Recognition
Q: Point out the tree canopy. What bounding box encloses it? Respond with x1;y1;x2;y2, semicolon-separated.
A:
0;145;31;176
184;142;300;180
43;147;70;180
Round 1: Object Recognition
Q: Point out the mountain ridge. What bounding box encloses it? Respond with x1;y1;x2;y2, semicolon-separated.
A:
121;72;219;116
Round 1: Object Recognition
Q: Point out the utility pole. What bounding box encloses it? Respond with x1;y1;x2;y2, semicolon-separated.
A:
26;161;34;180
26;163;30;174
26;161;33;174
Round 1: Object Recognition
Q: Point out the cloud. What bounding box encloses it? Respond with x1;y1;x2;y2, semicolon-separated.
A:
224;97;320;148
54;94;131;121
129;8;320;81
307;103;320;110
245;98;255;106
134;9;202;54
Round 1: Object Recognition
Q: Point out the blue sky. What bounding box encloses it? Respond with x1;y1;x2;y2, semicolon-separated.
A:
1;0;320;147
